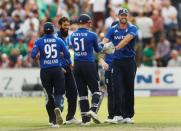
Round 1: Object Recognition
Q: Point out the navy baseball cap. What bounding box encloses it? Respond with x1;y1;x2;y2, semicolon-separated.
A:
78;14;92;24
118;8;129;15
43;22;54;34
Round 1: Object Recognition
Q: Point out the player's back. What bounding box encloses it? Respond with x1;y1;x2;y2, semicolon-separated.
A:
32;34;68;68
70;28;102;62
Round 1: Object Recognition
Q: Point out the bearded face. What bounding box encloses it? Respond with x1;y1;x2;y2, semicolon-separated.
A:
118;14;128;24
60;21;70;37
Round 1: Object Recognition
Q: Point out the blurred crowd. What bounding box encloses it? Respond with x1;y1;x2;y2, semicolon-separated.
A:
0;0;181;68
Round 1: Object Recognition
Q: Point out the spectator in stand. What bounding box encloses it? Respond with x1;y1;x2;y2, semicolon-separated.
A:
80;0;91;14
27;32;38;52
11;14;23;41
15;54;23;68
146;0;162;16
136;11;153;48
109;0;125;14
0;37;14;56
95;20;105;37
89;0;106;28
15;36;27;57
8;47;20;68
56;0;69;18
20;12;39;37
105;9;118;30
161;0;178;37
2;21;14;41
167;50;181;67
0;53;9;68
25;22;37;42
0;11;13;37
143;42;155;67
168;27;177;48
151;9;164;45
155;35;171;67
173;32;181;54
11;2;26;21
128;0;147;16
64;0;79;20
24;0;38;14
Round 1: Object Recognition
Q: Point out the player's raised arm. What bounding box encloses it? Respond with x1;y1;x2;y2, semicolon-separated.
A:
115;26;138;50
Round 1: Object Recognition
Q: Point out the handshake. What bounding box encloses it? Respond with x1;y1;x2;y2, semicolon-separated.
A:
96;42;115;70
99;41;115;54
96;42;115;64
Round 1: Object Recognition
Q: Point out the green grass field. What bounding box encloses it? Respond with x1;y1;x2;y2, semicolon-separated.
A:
0;96;181;131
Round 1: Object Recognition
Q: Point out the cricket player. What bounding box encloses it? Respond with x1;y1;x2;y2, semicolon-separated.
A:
56;17;80;124
31;22;71;127
98;21;119;124
70;14;103;125
103;8;138;124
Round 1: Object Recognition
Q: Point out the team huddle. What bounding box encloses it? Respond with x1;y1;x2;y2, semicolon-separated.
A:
31;8;138;127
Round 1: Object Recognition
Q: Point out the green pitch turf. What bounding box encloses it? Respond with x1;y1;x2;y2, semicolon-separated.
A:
0;96;181;131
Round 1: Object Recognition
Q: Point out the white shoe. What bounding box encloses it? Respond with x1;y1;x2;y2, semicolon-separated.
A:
104;119;118;124
54;108;63;125
64;118;81;125
113;116;123;123
48;122;53;126
122;118;134;124
81;121;91;126
51;124;59;128
87;110;101;124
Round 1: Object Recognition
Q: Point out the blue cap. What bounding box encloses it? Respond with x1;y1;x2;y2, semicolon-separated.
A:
118;8;128;15
43;22;54;34
78;14;92;24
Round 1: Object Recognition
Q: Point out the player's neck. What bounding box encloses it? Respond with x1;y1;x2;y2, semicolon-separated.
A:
79;24;89;29
119;23;127;29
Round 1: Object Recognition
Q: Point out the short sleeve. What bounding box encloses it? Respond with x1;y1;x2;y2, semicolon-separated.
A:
105;28;114;41
128;26;138;38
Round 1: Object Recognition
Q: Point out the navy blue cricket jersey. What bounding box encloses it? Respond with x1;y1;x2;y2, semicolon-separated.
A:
70;28;102;62
55;31;71;67
31;34;71;69
105;23;138;60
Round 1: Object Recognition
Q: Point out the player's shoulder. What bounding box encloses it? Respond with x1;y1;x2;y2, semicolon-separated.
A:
128;23;138;30
55;36;65;44
34;37;43;44
70;29;78;37
86;31;98;40
109;24;118;32
88;30;98;37
54;32;59;38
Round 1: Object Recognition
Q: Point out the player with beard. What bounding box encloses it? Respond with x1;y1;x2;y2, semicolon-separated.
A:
103;8;138;124
56;17;81;124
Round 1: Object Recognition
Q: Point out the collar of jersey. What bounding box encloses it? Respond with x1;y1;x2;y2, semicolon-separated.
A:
115;23;130;30
78;27;88;30
44;34;54;37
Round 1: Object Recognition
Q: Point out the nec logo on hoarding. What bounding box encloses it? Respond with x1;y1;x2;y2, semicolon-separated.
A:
136;70;174;84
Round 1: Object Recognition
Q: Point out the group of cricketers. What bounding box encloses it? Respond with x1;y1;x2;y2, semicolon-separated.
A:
31;7;138;127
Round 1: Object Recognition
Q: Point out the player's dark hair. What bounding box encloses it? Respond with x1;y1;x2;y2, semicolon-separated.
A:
58;17;69;25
